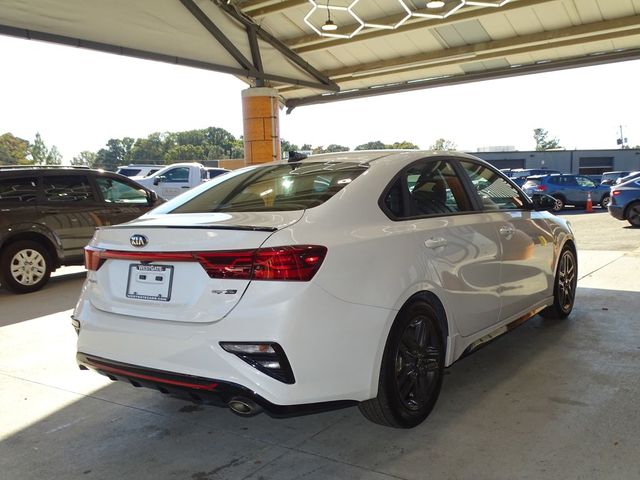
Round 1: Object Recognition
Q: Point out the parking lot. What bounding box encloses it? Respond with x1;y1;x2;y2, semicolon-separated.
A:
1;210;639;480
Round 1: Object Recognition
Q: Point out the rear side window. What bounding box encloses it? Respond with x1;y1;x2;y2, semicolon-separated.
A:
96;177;148;204
43;175;95;202
117;168;141;177
170;162;367;213
0;177;39;203
459;161;526;211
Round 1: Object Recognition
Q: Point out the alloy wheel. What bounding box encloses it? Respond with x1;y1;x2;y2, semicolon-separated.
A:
628;203;640;227
395;316;441;411
557;250;576;313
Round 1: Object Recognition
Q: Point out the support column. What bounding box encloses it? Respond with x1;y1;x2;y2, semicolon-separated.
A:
241;87;281;166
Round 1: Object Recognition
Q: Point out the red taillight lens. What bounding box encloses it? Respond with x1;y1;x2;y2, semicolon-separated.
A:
253;246;327;281
612;190;622;196
537;185;547;191
84;246;104;271
84;245;327;281
194;251;255;279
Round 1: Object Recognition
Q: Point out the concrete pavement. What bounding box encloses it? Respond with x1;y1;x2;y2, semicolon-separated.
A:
1;213;639;480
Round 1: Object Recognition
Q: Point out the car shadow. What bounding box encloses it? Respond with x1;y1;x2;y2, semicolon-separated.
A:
3;284;635;479
0;271;86;326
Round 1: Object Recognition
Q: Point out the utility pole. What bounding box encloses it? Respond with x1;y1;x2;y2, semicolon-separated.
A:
616;125;628;149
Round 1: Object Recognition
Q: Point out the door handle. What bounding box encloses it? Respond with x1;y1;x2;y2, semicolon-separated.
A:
181;186;190;189
499;226;515;239
424;237;448;249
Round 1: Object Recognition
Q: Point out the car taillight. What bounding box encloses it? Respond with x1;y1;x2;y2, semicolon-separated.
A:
612;190;622;196
83;245;327;281
537;185;547;191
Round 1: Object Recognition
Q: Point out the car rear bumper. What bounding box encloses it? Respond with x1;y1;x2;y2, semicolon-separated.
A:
77;352;356;416
608;204;625;220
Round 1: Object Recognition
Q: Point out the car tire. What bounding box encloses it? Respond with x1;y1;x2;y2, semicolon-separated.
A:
551;196;565;212
626;201;640;227
0;240;52;294
540;247;577;320
600;195;611;209
359;299;445;428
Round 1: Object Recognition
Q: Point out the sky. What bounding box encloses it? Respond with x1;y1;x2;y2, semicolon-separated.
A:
1;34;639;162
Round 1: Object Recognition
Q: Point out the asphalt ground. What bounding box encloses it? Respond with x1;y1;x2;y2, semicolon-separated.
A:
1;210;639;480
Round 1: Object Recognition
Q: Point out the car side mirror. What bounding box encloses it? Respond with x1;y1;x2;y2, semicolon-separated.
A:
532;193;557;211
147;190;158;204
153;175;165;186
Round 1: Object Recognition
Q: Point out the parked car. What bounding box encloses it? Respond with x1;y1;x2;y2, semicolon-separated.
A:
615;171;640;185
600;171;630;186
116;164;163;178
133;162;207;200
73;151;576;428
522;174;611;211
0;166;163;293
608;178;640;227
508;168;561;186
205;167;231;180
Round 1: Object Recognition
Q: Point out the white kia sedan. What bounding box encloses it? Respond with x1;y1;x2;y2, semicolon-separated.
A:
73;151;577;428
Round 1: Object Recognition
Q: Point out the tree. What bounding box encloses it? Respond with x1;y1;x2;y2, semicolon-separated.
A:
46;145;62;165
429;138;457;151
71;151;97;167
94;138;129;171
355;140;386;151
391;141;419;149
165;144;205;163
324;144;350;153
301;144;312;151
280;138;300;156
30;132;48;165
533;128;562;151
0;133;31;165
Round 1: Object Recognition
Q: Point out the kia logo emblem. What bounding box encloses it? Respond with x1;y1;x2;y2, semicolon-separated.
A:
130;234;148;248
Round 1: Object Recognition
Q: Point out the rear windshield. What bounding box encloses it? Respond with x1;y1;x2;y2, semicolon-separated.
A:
169;162;367;213
117;168;141;177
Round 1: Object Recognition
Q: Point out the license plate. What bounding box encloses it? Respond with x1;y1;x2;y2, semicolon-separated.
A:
126;264;174;302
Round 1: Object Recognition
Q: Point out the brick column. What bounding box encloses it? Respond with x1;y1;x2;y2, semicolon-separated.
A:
241;87;281;166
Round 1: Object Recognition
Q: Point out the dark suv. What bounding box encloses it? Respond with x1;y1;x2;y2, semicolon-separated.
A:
0;166;162;293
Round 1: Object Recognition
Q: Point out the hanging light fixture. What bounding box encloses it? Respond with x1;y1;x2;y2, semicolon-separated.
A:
426;0;445;8
322;0;338;31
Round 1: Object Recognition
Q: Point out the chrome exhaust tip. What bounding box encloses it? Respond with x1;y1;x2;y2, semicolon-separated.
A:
228;397;263;417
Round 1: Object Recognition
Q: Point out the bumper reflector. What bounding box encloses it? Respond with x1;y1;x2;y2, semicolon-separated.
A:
220;342;295;384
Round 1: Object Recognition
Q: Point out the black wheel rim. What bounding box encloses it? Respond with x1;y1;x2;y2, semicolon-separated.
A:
558;251;576;313
629;204;640;226
394;315;441;411
553;199;563;211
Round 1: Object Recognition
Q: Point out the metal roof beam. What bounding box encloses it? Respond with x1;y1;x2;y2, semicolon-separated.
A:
286;0;558;52
217;0;339;91
321;14;640;81
242;0;306;17
0;24;333;91
285;48;640;111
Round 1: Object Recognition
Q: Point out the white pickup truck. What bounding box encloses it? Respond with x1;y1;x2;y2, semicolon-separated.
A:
132;162;208;200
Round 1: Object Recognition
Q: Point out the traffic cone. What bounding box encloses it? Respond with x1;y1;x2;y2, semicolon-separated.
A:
586;191;593;213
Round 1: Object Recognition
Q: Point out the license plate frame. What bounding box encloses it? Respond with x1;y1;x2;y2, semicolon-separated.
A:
126;264;174;302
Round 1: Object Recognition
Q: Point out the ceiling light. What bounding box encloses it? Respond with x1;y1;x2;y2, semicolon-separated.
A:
322;18;338;31
426;0;445;8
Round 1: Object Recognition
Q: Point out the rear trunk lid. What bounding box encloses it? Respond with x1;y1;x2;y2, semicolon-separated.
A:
86;212;303;322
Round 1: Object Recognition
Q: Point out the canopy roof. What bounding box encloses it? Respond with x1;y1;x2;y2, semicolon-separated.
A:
2;0;639;110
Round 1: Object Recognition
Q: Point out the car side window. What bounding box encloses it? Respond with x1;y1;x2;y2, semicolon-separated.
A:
576;176;596;188
383;159;472;219
563;176;579;186
43;175;95;202
0;177;39;203
96;177;148;204
163;167;189;183
458;161;526;211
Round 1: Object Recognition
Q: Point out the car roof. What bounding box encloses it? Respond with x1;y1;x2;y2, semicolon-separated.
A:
293;149;492;166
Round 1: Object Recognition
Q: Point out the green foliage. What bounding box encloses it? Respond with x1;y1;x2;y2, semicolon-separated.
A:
533;128;562;151
46;145;62;165
165;144;206;164
390;141;419;149
71;151;97;167
0;133;31;165
355;140;386;151
281;138;300;156
30;133;48;165
429;138;457;151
